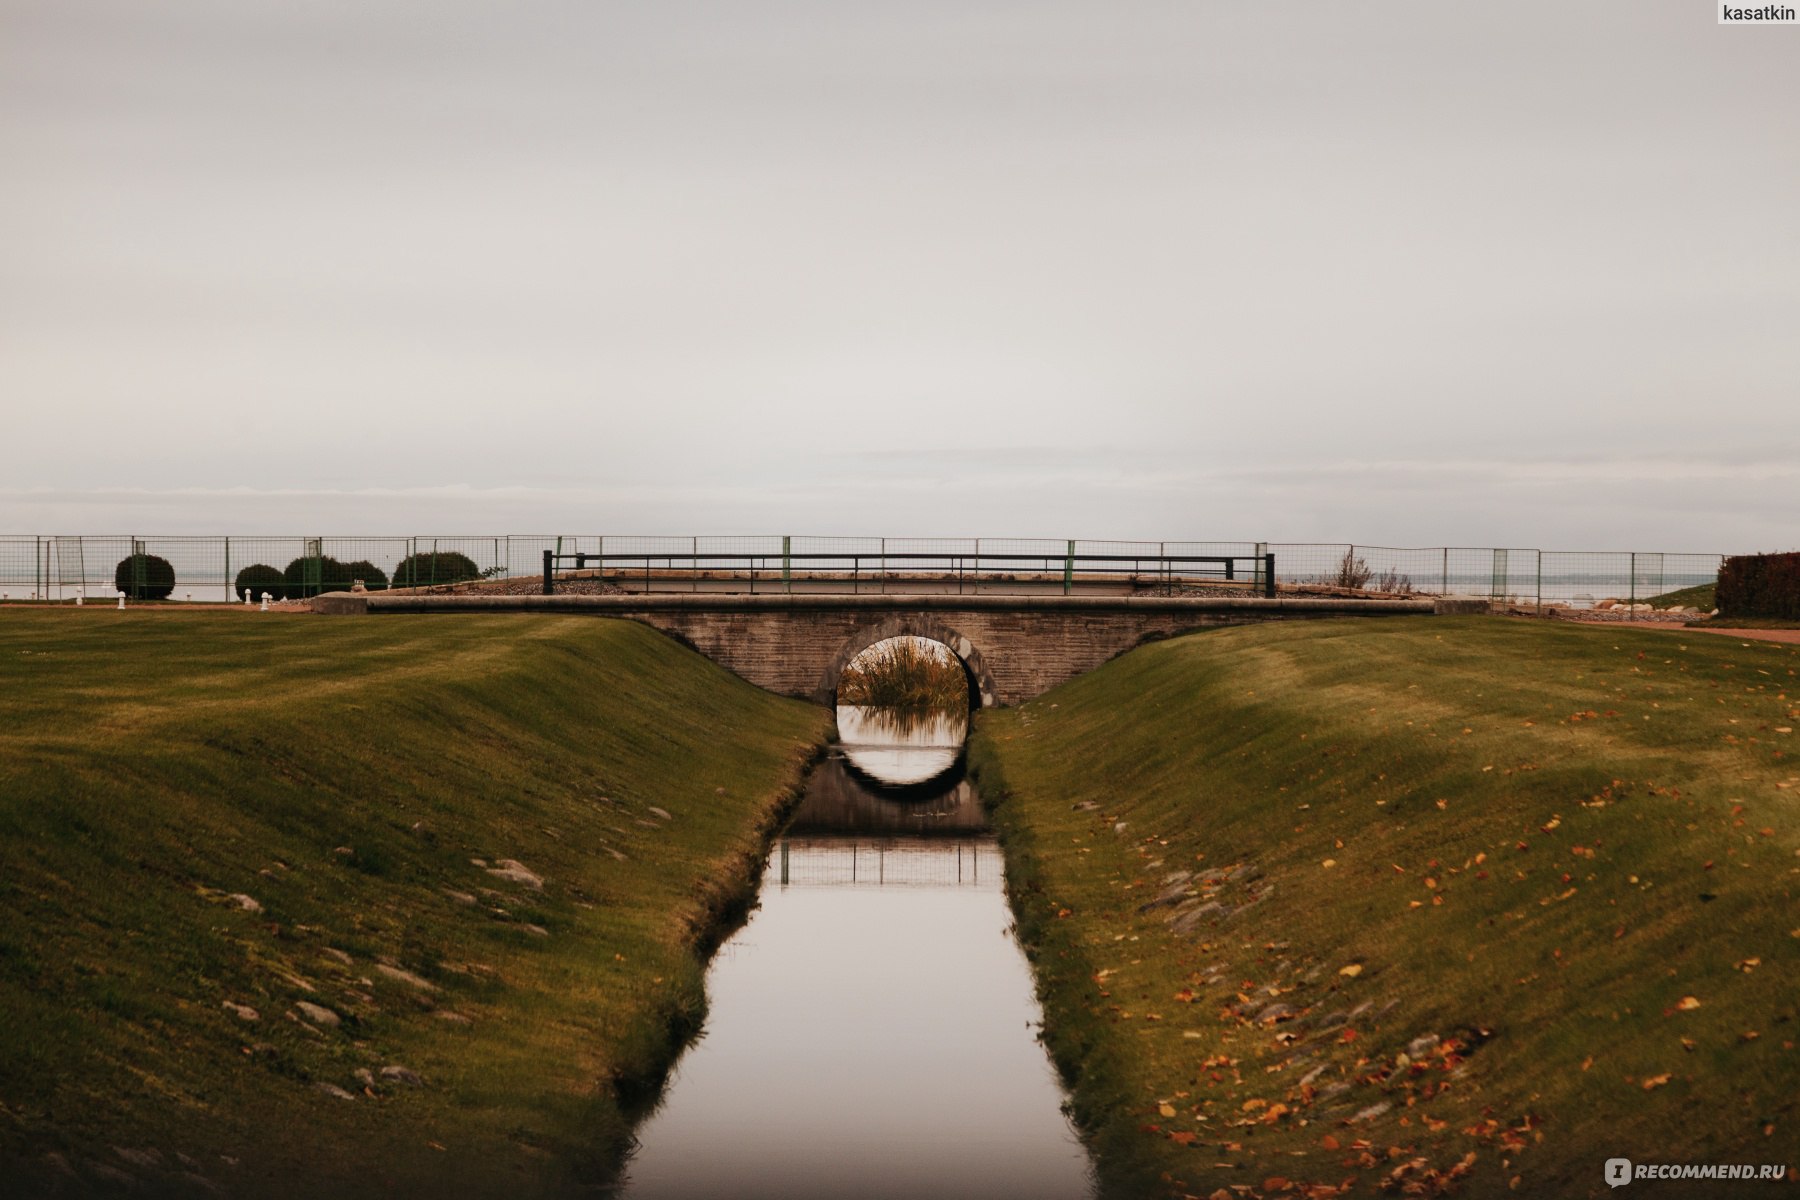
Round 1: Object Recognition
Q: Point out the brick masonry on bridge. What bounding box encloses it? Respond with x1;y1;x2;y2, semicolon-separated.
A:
314;591;1462;706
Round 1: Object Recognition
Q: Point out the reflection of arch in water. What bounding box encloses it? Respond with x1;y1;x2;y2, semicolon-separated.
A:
816;617;997;709
785;754;988;838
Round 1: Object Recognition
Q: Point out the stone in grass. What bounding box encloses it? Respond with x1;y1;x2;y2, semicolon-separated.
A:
176;1172;225;1197
380;1065;424;1087
1168;901;1228;935
485;859;543;890
315;1082;357;1101
646;806;673;821
375;963;439;992
221;1000;259;1022
227;893;262;913
1351;1100;1392;1123
294;1001;341;1028
85;1162;138;1187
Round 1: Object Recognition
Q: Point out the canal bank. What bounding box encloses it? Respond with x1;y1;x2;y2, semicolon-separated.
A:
969;617;1800;1199
0;612;831;1198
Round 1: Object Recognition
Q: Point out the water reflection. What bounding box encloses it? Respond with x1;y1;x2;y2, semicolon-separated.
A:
619;755;1092;1200
836;704;968;787
785;755;986;838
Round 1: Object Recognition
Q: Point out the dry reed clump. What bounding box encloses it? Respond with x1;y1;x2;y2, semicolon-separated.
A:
837;637;968;710
1316;549;1411;594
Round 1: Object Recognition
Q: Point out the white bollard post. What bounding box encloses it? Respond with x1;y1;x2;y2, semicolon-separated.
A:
260;592;270;612
117;592;126;610
244;589;252;606
76;591;84;606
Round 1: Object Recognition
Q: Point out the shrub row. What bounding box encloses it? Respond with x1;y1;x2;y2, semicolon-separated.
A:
232;551;480;600
1716;551;1800;620
106;551;486;602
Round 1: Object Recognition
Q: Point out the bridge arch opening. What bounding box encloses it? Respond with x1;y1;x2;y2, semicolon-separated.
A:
829;628;987;790
817;617;998;711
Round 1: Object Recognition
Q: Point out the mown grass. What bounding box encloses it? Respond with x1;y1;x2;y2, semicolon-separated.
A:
971;616;1799;1199
0;609;829;1198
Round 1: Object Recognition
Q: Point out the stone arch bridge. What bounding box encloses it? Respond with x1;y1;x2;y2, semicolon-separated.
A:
317;592;1452;706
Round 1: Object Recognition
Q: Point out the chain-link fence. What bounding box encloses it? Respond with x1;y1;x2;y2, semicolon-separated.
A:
0;535;1726;608
1265;544;1724;609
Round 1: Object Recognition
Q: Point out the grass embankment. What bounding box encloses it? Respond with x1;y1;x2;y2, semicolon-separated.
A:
1641;583;1715;611
971;617;1799;1199
0;610;829;1197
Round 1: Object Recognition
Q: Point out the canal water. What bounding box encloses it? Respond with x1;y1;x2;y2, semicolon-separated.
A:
618;708;1092;1200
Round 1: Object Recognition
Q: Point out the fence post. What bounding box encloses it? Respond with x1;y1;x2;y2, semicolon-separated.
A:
1063;540;1075;595
1629;552;1636;609
543;550;554;595
1264;552;1276;598
1441;548;1448;596
1535;550;1543;615
224;536;231;604
305;537;322;597
782;535;791;594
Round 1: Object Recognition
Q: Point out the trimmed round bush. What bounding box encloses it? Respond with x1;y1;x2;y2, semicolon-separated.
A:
391;551;480;589
282;555;355;598
234;564;285;601
340;559;389;591
113;553;175;601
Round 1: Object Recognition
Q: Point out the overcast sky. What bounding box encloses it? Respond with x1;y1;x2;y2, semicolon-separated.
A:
2;1;1795;549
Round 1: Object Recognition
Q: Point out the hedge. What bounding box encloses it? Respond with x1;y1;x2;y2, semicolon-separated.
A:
1716;552;1800;620
234;564;286;602
341;560;389;591
390;551;480;588
113;554;176;601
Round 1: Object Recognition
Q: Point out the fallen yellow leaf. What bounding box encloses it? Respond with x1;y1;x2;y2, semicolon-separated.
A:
1339;964;1363;977
1677;996;1702;1011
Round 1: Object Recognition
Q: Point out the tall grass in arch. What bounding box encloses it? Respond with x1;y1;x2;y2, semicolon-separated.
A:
837;636;969;711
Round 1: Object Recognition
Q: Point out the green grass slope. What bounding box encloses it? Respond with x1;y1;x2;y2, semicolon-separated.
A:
1642;583;1715;611
971;617;1798;1199
0;610;829;1198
